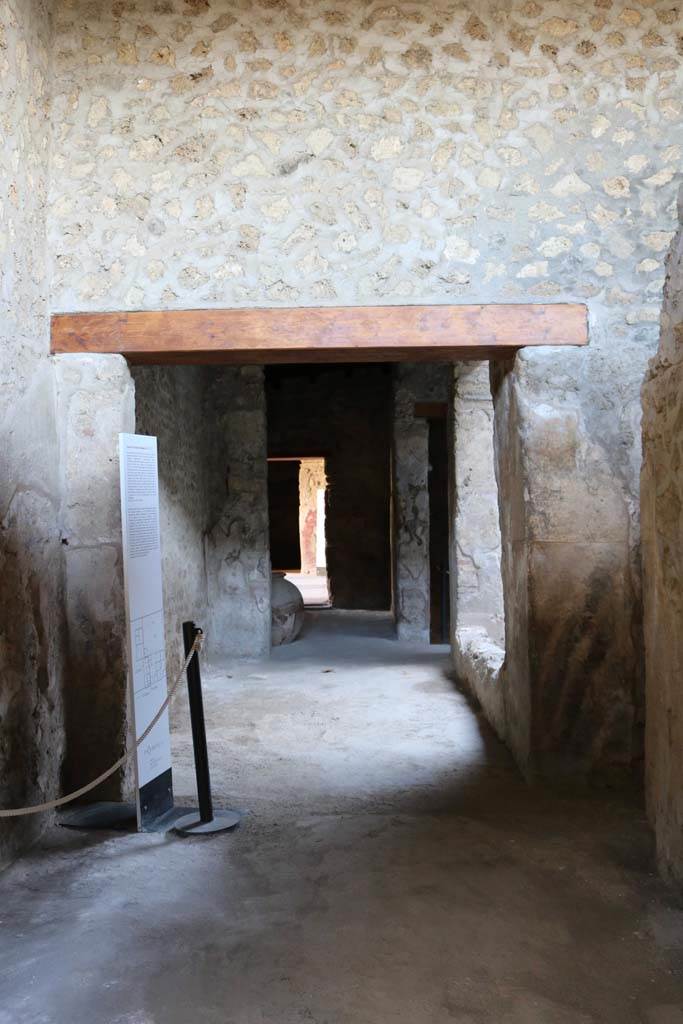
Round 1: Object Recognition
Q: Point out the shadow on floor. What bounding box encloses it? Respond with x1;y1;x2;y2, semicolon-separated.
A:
1;610;682;1023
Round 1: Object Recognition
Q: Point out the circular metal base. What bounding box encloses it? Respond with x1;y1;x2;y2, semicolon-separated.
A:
173;810;241;835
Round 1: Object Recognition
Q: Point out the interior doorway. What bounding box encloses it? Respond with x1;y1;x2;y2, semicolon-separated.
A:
130;361;453;655
265;364;393;614
267;456;330;608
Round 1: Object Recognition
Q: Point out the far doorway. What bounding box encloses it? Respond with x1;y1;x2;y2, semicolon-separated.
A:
265;363;393;615
267;456;330;608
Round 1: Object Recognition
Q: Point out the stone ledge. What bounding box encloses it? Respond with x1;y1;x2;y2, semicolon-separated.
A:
453;626;506;739
455;626;505;674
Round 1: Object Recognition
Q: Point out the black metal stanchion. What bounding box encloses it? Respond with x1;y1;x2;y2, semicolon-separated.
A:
173;621;241;836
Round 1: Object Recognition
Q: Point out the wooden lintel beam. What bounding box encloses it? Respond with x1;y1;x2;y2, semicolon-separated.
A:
50;303;587;365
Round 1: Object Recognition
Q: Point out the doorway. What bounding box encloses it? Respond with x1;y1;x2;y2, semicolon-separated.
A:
267;456;330;608
265;364;393;614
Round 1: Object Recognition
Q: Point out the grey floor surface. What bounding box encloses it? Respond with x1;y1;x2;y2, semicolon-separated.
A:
1;611;682;1024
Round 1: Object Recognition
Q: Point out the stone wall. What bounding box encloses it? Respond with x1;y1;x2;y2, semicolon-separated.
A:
266;365;392;610
48;0;681;319
133;365;210;672
39;0;683;790
0;0;65;863
449;346;644;783
491;349;644;783
206;367;271;659
393;364;450;642
642;189;683;884
449;363;506;734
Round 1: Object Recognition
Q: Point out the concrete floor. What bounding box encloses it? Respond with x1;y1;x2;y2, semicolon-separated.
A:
1;611;683;1023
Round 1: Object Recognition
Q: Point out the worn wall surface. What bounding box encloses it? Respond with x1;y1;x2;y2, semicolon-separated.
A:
266;365;392;611
450;362;506;735
44;0;682;779
133;366;210;673
642;190;683;884
4;0;674;806
206;367;271;660
55;354;135;799
491;349;644;783
393;363;450;642
0;0;66;863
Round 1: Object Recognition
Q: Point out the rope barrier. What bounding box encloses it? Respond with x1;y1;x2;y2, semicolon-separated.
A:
0;631;205;819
